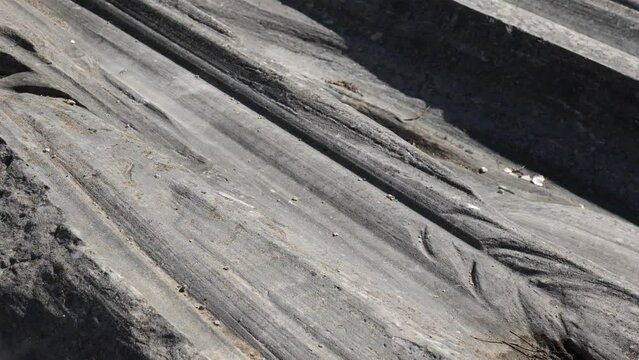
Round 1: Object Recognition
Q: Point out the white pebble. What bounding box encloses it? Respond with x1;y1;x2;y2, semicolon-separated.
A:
531;175;545;186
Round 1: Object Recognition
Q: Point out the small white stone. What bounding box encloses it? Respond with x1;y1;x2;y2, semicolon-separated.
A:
532;175;545;186
70;39;76;44
478;167;488;174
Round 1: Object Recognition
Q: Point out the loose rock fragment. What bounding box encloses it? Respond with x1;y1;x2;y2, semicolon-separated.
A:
531;175;545;186
386;194;396;201
504;166;525;176
213;320;221;326
42;147;51;153
478;167;488;174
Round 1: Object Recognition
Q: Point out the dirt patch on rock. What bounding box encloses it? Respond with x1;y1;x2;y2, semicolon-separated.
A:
0;138;202;360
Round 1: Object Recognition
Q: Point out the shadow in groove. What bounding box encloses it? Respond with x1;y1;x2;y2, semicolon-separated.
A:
282;0;639;226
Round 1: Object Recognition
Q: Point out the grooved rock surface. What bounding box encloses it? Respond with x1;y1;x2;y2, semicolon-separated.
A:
0;140;203;360
0;0;638;359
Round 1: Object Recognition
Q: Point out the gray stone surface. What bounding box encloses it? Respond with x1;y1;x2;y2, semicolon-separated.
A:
0;0;638;359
